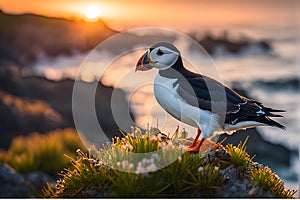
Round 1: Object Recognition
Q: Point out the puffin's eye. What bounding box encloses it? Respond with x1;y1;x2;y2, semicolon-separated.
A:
157;49;164;56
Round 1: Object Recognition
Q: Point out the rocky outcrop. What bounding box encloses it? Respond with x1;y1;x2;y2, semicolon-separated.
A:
0;10;117;66
0;163;56;197
26;171;56;194
190;31;272;55
214;164;274;198
0;163;29;197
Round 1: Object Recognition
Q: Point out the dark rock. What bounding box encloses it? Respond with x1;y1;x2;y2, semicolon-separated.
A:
254;77;299;91
190;31;272;55
0;163;31;197
257;41;272;50
0;70;134;149
215;159;274;198
0;163;57;197
214;166;250;197
26;171;55;194
0;10;117;66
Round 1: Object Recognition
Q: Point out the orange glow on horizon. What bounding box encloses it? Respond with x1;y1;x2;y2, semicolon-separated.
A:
0;0;297;31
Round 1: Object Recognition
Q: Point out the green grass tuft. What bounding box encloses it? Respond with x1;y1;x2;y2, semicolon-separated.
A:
184;163;221;197
0;128;84;174
225;136;252;171
251;166;297;198
43;127;223;198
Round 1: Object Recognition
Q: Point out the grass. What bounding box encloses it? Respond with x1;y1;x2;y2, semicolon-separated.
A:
0;128;84;174
184;164;221;197
224;136;253;175
251;166;297;198
42;126;297;198
43;127;223;197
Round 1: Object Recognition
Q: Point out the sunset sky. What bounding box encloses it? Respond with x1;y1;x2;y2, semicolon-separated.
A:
0;0;298;31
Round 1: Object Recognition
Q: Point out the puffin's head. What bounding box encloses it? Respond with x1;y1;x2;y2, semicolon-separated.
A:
136;42;180;71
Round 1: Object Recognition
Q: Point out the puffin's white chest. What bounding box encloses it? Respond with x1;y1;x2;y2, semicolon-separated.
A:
154;75;186;123
153;73;220;138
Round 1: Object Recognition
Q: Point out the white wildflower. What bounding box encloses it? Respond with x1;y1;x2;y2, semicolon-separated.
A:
146;163;157;172
149;158;155;164
134;127;142;136
122;160;129;169
142;158;148;165
136;166;147;174
198;167;204;173
128;163;134;170
137;161;143;168
151;153;160;160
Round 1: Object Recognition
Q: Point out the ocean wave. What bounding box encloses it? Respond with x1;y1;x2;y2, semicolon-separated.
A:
253;77;299;91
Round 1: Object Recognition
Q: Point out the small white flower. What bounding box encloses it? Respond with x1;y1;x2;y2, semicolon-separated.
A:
134;127;142;136
198;167;204;173
128;163;134;170
136;166;147;174
146;163;157;172
122;160;129;169
151;153;160;160
142;158;148;165
136;166;142;173
149;158;155;164
137;161;143;168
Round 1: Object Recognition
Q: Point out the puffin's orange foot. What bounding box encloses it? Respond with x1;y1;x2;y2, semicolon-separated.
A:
186;128;203;153
186;138;205;153
213;142;224;150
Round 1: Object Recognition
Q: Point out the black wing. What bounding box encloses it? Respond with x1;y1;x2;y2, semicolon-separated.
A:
175;73;247;114
175;73;285;129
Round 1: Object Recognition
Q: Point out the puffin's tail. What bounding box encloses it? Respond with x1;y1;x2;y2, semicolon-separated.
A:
263;117;286;130
256;107;286;129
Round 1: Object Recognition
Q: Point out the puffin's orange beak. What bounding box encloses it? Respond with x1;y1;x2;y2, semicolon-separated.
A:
135;50;154;72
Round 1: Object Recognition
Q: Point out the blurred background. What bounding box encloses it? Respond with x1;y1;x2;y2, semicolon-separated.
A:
0;0;299;196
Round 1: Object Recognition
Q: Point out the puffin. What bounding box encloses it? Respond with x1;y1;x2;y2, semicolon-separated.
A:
135;42;285;153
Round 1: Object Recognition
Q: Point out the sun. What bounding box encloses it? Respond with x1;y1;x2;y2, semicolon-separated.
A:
84;6;101;21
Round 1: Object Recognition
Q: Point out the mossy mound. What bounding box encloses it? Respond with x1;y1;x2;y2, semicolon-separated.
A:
43;127;297;198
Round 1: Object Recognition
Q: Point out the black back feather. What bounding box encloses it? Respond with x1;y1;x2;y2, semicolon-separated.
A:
159;56;286;130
